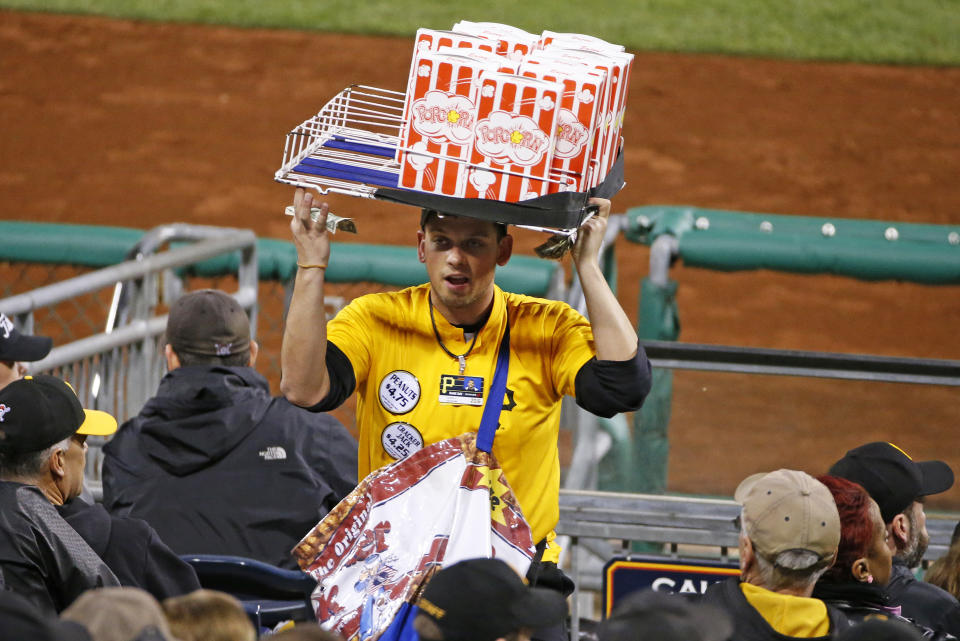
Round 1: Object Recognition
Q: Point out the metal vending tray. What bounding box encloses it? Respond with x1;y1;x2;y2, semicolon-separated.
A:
275;85;624;243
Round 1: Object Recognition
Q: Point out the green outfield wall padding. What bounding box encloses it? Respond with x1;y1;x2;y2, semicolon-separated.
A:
0;223;561;297
0;222;143;267
625;207;960;285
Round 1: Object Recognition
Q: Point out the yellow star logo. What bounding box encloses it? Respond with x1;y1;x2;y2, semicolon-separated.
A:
476;466;511;527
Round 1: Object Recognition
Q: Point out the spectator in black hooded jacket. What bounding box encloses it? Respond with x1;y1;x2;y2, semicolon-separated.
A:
102;289;358;569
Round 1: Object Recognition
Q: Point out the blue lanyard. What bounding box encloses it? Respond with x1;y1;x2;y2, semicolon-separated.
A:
476;320;510;454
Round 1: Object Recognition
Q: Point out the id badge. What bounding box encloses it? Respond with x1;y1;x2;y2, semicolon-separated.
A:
438;374;484;406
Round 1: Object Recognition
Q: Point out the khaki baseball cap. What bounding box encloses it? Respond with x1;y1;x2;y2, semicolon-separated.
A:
735;469;840;565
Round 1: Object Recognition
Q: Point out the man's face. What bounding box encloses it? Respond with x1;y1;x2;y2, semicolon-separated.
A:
61;433;87;501
417;215;512;322
866;499;893;586
899;499;930;568
0;361;27;391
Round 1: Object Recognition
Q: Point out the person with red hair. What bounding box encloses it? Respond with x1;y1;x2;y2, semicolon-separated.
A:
814;475;952;640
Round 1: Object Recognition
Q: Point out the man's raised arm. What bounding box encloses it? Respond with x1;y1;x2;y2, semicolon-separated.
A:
571;197;639;361
280;188;332;407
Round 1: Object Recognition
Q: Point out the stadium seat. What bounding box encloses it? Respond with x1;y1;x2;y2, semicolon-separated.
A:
180;554;316;629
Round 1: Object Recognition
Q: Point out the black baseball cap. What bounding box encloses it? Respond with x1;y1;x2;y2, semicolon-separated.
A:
0;374;117;454
599;590;732;641
829;442;954;524
418;558;567;641
165;289;251;358
0;313;53;362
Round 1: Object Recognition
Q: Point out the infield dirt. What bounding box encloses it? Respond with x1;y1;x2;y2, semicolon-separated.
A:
1;11;958;508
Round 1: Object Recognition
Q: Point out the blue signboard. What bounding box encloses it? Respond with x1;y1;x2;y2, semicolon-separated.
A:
602;556;740;617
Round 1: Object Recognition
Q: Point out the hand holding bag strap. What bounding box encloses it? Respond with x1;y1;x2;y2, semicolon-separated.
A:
476;321;510;454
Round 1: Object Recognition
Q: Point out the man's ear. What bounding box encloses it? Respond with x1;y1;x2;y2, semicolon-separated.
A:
49;447;66;480
496;234;513;266
164;344;181;372
248;341;259;367
739;532;755;576
417;230;426;264
891;513;910;548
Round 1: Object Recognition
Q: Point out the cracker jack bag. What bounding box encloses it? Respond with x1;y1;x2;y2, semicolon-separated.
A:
293;433;536;641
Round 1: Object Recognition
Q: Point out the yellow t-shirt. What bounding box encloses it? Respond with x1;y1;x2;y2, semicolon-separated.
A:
327;283;596;562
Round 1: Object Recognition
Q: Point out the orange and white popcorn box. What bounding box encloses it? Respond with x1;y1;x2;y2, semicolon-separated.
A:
398;53;490;197
530;47;632;183
405;29;497;92
518;59;605;192
462;72;563;202
399;29;499;160
451;21;540;62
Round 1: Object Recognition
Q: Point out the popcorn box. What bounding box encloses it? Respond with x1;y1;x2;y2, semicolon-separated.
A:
398;53;491;197
405;29;497;93
518;59;605;192
462;72;563;202
399;29;499;162
530;47;632;183
452;21;539;62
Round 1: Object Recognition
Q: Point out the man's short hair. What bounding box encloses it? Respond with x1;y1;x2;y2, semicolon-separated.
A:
420;209;508;240
736;469;841;570
162;589;256;641
0;438;68;479
166;290;251;367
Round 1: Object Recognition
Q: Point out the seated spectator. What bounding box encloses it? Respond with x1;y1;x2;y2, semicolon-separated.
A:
813;476;950;639
0;313;200;599
0;374;120;614
0;312;52;390
162;589;256;641
0;589;92;641
924;521;960;601
598;588;732;641
830;442;960;637
414;557;568;641
61;586;179;641
102;289;358;569
702;469;849;640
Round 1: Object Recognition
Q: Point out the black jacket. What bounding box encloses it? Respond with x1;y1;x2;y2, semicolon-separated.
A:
886;558;960;638
703;577;849;641
0;482;119;615
813;580;956;640
101;365;358;569
58;497;200;600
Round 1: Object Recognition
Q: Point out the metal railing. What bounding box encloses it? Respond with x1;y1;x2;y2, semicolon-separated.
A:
0;227;258;497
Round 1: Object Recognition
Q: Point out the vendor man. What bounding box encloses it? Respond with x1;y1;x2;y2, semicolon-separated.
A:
281;189;651;586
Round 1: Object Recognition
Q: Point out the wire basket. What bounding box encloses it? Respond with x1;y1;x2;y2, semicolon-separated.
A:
275;85;622;248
